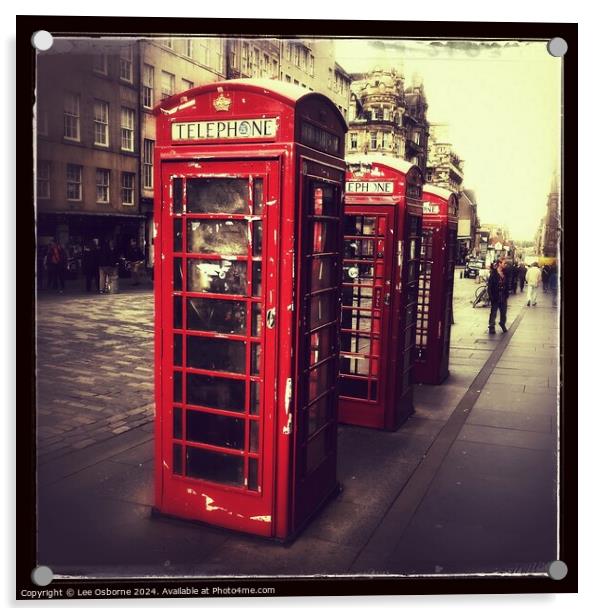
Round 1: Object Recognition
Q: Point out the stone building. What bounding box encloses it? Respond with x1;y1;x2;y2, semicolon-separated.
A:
457;189;479;262
403;74;430;174
36;37;228;274
347;68;407;161
542;171;560;258
426;123;464;192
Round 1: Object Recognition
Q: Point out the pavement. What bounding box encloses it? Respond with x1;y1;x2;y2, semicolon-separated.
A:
35;272;559;578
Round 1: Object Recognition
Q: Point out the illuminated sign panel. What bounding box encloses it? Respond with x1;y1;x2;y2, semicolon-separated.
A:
171;118;277;141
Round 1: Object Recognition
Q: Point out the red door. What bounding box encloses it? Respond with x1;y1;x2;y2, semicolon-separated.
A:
339;206;396;428
157;159;279;536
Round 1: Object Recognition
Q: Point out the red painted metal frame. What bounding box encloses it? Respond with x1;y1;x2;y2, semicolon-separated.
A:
340;157;424;431
414;186;459;385
153;80;346;540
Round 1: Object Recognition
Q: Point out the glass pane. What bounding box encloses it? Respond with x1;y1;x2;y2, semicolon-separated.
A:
173;370;182;402
185;447;244;486
252;222;262;257
173;218;182;252
248;457;258;491
309;327;333;365
252;261;262;297
311;257;337;291
172;178;183;213
306;428;328;475
253;179;263;215
345;215;376;237
173;443;182;475
251;343;261;376
188;259;247;295
312;184;337;216
173;295;182;329
186;410;245;449
251;303;262;337
173;407;182;439
313;221;337;253
187;336;246;374
308;394;330;436
174;257;182;291
340;377;369;400
250;381;260;416
308;360;332;402
187;373;245;412
187;220;248;255
250;420;259;453
173;333;182;366
309;292;336;329
187;297;246;334
187;178;248;214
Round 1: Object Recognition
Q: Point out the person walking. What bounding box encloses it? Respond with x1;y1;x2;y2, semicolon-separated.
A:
487;259;510;334
511;261;519;294
525;262;542;307
549;264;558;307
98;239;120;293
45;239;67;293
518;262;527;292
541;264;551;293
82;240;100;293
125;238;145;286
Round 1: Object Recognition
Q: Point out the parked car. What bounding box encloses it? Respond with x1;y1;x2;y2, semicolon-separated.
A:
464;258;485;279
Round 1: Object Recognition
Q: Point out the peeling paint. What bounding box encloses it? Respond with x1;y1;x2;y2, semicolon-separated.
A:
283;378;293;435
186;488;197;495
163;460;169;469
250;515;271;523
266;199;277;206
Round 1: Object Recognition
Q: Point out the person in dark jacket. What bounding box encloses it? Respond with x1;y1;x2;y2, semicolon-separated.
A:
542;264;551;292
518;262;527;292
487;259;511;334
98;239;120;293
511;261;519;294
82;240;100;292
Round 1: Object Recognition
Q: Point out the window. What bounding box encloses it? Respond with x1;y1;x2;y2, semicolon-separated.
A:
161;70;175;100
93;100;109;146
143;139;154;189
198;40;209;66
253;49;260;75
301;49;308;71
142;64;154;109
164;38;174;49
293;45;300;67
328;68;333;89
309;54;314;76
286;42;292;61
121;172;135;205
370;132;377;149
181;78;193;92
185;39;193;58
272;59;278;78
93;53;107;75
121;107;135;151
294;79;299;86
96;169;110;203
63;93;80;141
285;74;291;83
242;43;249;72
375;108;384;121
119;46;133;82
66;164;82;201
37;161;50;199
350;133;357;149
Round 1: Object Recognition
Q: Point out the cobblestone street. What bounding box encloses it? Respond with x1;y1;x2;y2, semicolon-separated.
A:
36;287;154;460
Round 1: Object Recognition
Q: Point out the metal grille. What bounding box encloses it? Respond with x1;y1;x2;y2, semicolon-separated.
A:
416;227;434;360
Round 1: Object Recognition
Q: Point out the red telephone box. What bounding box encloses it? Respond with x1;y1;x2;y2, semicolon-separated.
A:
152;80;347;540
339;155;423;430
414;184;459;385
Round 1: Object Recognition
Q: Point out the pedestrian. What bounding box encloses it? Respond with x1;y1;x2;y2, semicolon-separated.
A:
541;264;551;293
549;264;558;307
82;240;100;293
487;259;510;334
45;239;67;293
511;261;519;294
525;262;542;307
518;262;527;292
125;238;145;286
98;239;120;293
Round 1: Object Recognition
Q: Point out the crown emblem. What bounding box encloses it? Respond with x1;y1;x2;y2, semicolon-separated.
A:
213;92;231;112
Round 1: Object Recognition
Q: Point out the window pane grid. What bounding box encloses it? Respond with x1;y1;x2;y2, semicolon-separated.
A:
121;107;135;151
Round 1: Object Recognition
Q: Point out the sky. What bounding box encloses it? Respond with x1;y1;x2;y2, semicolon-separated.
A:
334;39;562;241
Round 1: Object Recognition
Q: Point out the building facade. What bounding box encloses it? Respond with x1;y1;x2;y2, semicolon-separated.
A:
456;189;479;262
403;75;430;174
542;171;560;258
426;123;464;192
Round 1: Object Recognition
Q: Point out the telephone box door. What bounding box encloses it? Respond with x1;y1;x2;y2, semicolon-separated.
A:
339;206;396;428
157;160;279;536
